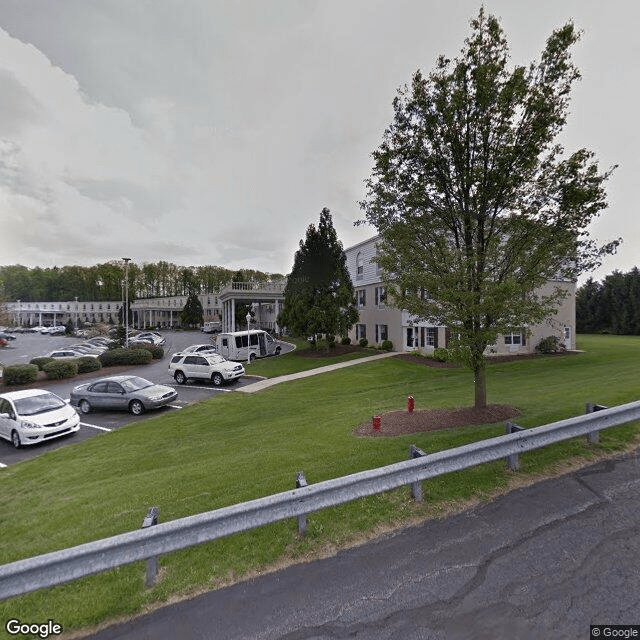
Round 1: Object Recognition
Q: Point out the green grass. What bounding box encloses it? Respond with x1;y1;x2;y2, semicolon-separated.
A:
1;334;639;636
244;337;379;378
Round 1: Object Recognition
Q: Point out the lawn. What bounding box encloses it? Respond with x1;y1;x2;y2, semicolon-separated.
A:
1;334;639;636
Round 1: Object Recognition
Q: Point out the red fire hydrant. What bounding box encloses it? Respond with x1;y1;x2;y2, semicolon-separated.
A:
408;396;414;413
372;416;381;431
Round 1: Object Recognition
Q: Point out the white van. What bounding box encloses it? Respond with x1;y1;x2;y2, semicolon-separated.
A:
214;330;281;362
202;321;222;334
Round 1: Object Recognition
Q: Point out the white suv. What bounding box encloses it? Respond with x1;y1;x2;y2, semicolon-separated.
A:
168;353;245;386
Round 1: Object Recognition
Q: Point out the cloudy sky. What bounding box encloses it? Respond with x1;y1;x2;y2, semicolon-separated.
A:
0;0;636;283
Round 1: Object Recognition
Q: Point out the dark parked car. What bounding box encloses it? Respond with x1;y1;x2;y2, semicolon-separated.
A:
70;375;178;416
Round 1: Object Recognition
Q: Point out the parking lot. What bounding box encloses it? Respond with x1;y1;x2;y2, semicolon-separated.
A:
0;329;268;466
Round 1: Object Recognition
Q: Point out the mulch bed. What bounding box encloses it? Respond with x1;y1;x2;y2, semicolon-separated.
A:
354;404;521;437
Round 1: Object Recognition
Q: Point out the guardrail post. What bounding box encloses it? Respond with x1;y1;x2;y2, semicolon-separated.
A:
141;506;159;587
585;403;608;444
505;422;525;471
295;472;308;536
409;445;426;502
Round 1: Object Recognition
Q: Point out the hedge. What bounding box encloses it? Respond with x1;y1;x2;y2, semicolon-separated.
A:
43;360;78;380
3;364;39;386
76;356;102;374
99;348;153;367
137;344;164;360
30;357;55;371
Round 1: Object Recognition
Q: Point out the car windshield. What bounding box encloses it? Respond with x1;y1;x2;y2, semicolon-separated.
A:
120;377;154;392
14;393;67;416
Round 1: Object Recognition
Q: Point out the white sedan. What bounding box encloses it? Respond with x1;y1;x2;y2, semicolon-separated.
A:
0;389;81;448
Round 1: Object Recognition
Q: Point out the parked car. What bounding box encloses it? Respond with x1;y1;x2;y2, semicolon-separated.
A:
134;331;165;346
168;353;245;386
0;389;80;448
129;336;155;346
70;375;178;415
46;349;98;360
47;326;67;335
0;331;16;341
69;343;106;355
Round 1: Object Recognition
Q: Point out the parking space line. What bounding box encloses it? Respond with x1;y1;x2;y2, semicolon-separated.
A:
0;462;6;468
81;423;112;432
168;384;233;392
167;405;183;409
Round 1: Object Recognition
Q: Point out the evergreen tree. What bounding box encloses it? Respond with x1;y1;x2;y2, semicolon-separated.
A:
279;208;358;343
180;292;204;327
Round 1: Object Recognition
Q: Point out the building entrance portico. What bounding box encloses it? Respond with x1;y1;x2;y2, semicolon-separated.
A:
218;281;285;333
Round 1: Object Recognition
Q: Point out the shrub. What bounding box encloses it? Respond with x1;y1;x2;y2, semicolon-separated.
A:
30;357;55;371
138;345;164;359
536;335;565;354
326;334;336;348
76;356;102;374
380;340;393;351
99;348;153;367
433;347;450;362
359;338;369;348
43;360;78;380
340;336;351;345
3;364;38;386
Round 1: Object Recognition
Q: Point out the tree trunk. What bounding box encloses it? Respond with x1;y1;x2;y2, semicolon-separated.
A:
474;363;487;409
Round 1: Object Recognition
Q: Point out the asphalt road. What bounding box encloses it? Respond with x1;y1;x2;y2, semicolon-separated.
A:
0;330;284;467
79;449;640;640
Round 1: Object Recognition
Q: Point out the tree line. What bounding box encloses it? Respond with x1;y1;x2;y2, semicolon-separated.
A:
577;268;640;334
0;262;284;303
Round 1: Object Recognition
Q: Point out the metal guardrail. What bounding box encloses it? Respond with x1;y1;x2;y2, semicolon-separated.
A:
1;399;639;600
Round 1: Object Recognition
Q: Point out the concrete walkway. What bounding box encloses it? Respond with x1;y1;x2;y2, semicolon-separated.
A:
237;351;398;393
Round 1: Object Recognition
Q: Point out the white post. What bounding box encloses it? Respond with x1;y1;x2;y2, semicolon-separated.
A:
122;258;131;347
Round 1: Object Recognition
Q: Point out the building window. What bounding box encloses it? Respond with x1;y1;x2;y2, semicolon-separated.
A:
375;324;388;343
356;324;367;341
357;289;366;308
356;252;364;279
504;330;525;346
421;327;438;347
375;286;387;308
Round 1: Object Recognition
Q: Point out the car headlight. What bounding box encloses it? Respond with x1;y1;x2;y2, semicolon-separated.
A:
20;421;41;430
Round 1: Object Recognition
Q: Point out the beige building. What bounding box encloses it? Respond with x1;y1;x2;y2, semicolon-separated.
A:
6;300;122;327
345;236;576;355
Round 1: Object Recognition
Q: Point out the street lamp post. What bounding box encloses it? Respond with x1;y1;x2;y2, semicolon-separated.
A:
74;297;78;335
16;299;20;327
122;258;131;348
246;311;251;363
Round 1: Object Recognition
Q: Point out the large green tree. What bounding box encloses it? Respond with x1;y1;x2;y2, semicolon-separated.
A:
359;9;619;408
280;208;358;342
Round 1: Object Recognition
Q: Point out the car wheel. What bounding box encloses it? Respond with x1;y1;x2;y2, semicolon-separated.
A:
79;399;91;414
11;430;21;449
248;352;256;363
174;371;187;385
211;372;224;386
275;346;281;355
129;400;145;415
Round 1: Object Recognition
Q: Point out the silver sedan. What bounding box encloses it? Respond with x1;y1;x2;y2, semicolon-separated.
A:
70;375;178;416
